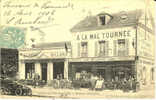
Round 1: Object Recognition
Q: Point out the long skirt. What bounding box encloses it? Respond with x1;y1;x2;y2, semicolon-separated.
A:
95;80;104;89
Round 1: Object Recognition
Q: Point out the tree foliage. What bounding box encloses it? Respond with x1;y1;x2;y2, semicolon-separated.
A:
1;48;18;77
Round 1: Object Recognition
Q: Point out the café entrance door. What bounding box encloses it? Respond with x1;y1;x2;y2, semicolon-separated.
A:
53;62;64;79
41;63;47;82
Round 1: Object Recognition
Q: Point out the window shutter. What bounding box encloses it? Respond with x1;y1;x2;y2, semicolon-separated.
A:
106;41;109;56
126;39;129;56
77;42;80;57
95;41;98;57
86;43;88;57
113;40;117;56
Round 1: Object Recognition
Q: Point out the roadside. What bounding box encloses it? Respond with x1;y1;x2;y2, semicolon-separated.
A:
0;84;155;99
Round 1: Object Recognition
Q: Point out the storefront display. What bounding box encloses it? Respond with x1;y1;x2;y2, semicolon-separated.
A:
69;61;135;82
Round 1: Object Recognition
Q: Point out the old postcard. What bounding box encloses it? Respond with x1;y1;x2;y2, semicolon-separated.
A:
0;0;155;99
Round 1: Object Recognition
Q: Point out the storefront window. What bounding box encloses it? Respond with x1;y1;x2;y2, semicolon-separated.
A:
25;63;35;79
81;42;88;57
118;39;126;56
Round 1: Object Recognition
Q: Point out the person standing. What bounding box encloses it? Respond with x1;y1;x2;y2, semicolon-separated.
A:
90;74;97;90
95;75;103;90
128;76;133;90
132;76;137;92
33;73;40;88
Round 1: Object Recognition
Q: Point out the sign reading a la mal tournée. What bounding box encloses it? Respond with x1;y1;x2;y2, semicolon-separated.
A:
75;30;131;41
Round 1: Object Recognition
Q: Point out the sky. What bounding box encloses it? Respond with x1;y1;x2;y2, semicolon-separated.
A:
26;0;145;43
0;0;155;48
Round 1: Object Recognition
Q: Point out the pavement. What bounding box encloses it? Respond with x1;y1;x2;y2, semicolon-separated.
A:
0;84;155;99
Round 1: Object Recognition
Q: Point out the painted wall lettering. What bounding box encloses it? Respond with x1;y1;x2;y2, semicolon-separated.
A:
76;30;130;40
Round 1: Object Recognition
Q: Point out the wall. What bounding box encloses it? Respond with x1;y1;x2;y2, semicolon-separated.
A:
136;10;155;86
18;47;71;80
71;26;136;59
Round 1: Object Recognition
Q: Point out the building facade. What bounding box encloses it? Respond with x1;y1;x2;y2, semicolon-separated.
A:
18;42;71;84
18;9;155;86
69;10;155;86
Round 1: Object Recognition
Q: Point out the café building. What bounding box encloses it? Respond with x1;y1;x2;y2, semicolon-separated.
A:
69;10;155;86
18;42;71;83
18;9;155;86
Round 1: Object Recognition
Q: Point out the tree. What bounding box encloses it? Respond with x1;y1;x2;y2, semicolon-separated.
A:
0;48;18;77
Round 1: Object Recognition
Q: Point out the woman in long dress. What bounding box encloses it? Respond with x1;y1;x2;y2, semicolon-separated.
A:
95;75;104;90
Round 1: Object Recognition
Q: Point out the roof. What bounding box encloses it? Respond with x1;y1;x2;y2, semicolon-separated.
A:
70;10;143;32
34;41;71;49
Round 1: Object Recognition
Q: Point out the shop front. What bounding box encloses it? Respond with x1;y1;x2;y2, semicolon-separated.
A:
23;59;67;83
69;61;135;82
18;42;71;84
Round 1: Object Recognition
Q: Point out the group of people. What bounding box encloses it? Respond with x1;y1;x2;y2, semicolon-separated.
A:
52;74;72;89
31;71;139;92
32;73;71;88
33;73;40;88
90;74;139;92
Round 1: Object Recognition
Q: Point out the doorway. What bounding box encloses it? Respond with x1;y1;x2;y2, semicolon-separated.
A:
41;63;47;82
53;62;64;79
25;63;35;79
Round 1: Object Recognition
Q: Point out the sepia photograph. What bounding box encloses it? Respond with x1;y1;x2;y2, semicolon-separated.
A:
0;0;155;99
